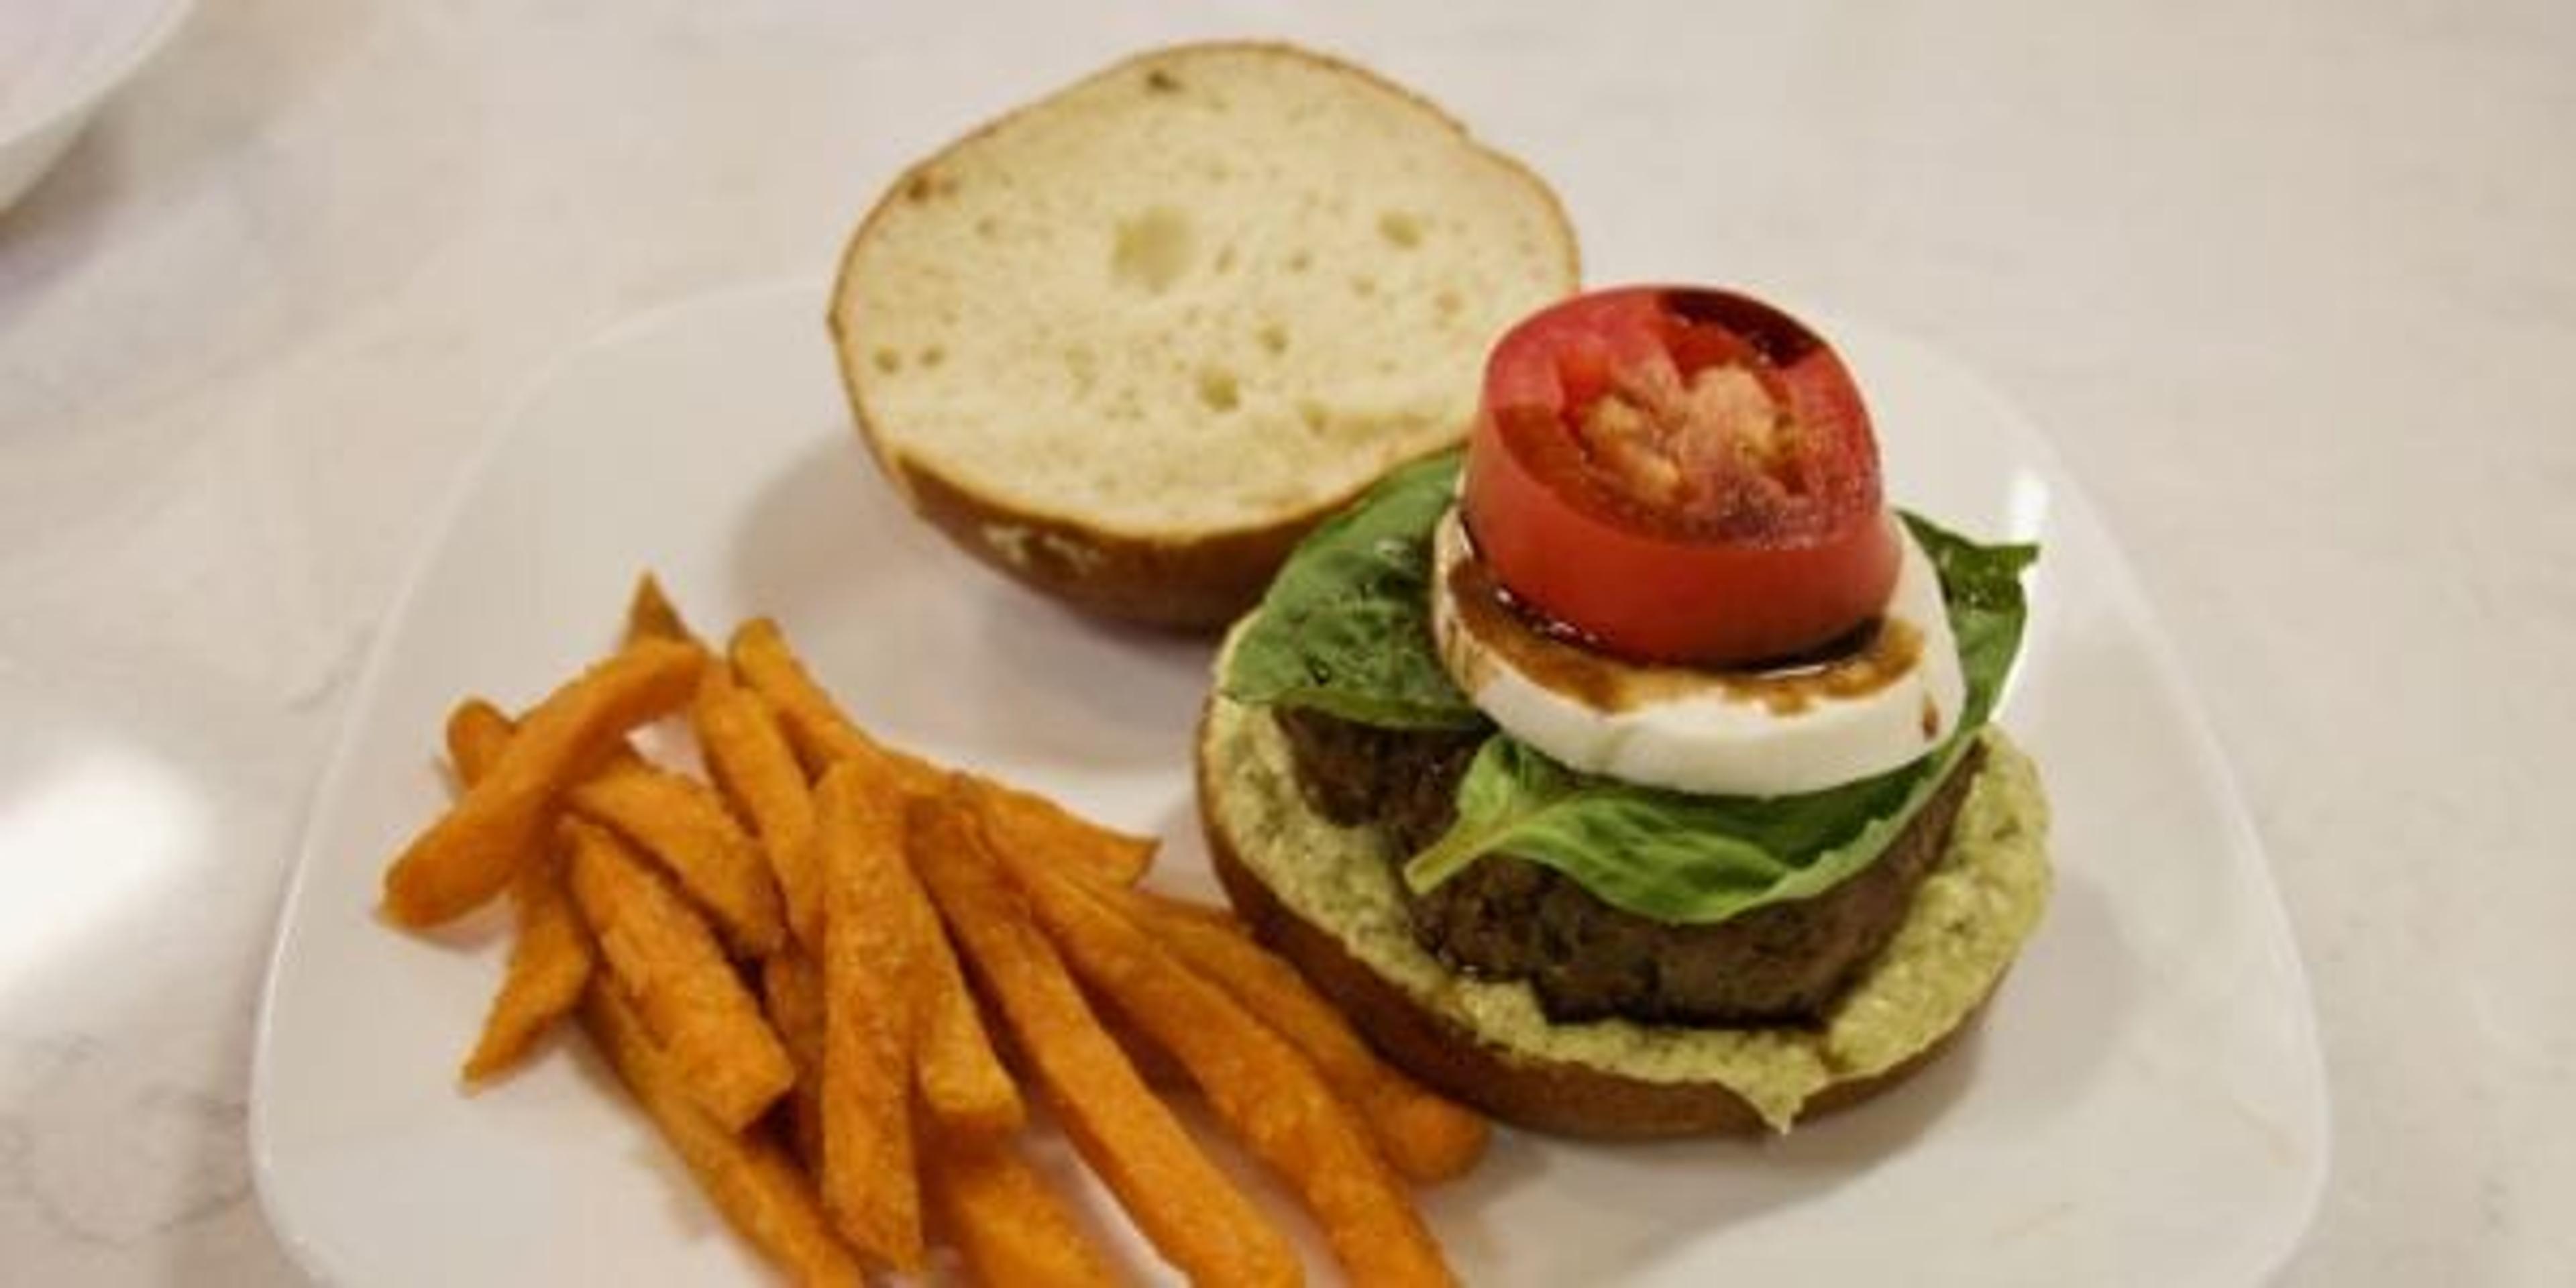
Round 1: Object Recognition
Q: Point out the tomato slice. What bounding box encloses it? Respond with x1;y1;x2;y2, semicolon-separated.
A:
1460;286;1899;666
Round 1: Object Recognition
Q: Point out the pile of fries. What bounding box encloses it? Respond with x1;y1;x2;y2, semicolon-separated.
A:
376;578;1487;1286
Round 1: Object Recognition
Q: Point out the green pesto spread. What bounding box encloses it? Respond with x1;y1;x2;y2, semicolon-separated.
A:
1203;695;2052;1132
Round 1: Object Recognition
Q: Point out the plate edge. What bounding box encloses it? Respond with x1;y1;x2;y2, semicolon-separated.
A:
244;277;830;1287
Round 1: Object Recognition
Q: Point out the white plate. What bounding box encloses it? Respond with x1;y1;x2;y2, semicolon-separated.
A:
252;280;2327;1287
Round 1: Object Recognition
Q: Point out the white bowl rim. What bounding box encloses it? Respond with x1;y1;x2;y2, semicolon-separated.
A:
0;0;198;146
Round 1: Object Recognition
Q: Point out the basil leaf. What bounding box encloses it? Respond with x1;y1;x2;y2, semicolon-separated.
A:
1405;735;1971;918
1404;517;2036;925
1900;511;2037;730
1221;451;1486;730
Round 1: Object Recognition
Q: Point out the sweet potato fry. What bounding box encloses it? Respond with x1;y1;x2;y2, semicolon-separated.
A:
443;697;517;784
566;818;793;1131
574;763;787;959
730;617;1155;886
1015;864;1456;1287
760;951;827;1170
453;696;788;959
958;772;1156;888
1129;890;1488;1183
460;851;595;1082
812;762;924;1270
445;702;598;1083
926;1137;1119;1288
694;663;825;950
1089;983;1193;1092
445;699;579;1079
780;745;1034;1138
761;952;827;1061
909;792;1296;1288
581;983;860;1288
725;618;908;775
384;638;704;926
698;627;1028;1134
624;572;694;645
902;843;1026;1139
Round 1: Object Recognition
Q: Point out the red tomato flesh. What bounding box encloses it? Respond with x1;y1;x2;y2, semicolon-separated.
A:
1460;286;1899;666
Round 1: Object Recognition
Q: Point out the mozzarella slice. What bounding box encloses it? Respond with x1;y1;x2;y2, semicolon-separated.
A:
1430;510;1966;797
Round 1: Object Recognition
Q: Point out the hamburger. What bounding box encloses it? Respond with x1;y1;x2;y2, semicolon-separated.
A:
1195;286;2050;1136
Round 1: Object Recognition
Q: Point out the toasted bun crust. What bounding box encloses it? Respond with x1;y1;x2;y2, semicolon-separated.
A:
830;42;1580;631
883;449;1377;630
1194;690;2041;1138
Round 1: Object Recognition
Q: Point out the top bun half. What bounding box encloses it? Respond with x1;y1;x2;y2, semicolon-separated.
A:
830;42;1580;629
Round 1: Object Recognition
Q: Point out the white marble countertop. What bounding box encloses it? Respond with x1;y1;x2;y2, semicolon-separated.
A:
1;1;2567;1283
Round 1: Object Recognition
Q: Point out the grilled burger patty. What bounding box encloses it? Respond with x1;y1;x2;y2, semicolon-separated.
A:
1273;706;1980;1025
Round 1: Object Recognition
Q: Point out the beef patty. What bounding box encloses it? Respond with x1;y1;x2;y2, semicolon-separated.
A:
1273;705;1980;1026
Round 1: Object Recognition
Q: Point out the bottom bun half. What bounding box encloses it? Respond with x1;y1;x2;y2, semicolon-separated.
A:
1193;690;2052;1138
